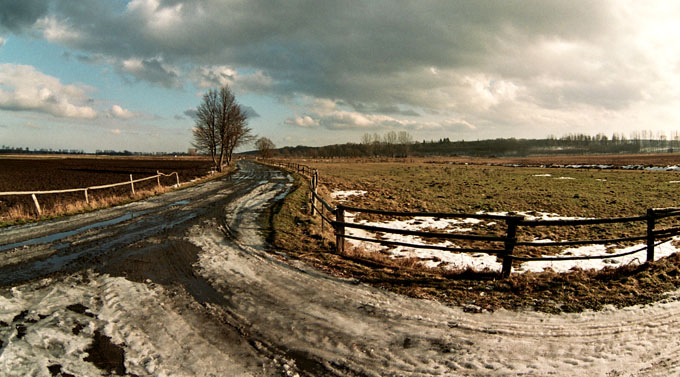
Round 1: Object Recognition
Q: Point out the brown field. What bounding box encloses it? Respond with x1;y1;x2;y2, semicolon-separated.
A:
293;152;680;167
0;156;213;222
267;154;680;313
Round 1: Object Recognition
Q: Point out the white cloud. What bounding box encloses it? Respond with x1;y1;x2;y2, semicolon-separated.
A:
108;105;135;119
442;119;476;130
35;16;80;43
284;115;319;128
0;64;97;119
7;0;680;140
194;65;273;94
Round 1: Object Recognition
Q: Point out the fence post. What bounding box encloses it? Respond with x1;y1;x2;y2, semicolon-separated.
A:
175;172;180;187
156;171;161;189
129;174;135;195
310;174;316;216
31;194;42;216
84;188;89;204
336;205;345;254
321;204;325;233
647;208;656;263
502;216;521;278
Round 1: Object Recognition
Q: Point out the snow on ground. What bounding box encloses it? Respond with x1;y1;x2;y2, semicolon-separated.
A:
331;192;680;274
330;190;367;201
532;173;552;177
623;165;680;171
479;210;591;222
515;239;680;273
0;272;252;376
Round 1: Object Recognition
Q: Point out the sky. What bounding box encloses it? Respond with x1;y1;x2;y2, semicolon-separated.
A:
1;1;680;153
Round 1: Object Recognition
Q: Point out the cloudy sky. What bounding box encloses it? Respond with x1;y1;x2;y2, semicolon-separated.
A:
1;1;680;152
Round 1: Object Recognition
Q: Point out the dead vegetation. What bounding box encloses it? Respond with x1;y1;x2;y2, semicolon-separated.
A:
266;160;680;313
0;166;233;228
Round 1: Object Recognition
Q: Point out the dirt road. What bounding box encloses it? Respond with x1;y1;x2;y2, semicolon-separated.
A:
1;161;680;376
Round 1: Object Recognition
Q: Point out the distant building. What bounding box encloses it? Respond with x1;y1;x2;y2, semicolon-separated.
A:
187;148;197;156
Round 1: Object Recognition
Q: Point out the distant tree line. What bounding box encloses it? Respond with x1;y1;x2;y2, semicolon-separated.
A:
270;131;680;158
0;146;86;155
0;146;191;156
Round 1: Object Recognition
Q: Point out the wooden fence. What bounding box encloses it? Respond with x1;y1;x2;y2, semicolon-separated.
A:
0;171;180;216
269;161;680;277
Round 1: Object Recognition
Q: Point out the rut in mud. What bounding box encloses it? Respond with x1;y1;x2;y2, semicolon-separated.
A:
1;161;680;376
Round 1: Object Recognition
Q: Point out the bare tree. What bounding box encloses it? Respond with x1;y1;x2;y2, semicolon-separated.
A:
193;85;253;171
255;137;276;159
192;90;219;167
397;131;414;157
384;131;398;157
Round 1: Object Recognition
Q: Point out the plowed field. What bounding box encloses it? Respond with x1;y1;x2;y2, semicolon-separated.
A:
0;157;212;216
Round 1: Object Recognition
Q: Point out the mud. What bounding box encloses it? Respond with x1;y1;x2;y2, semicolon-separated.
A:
2;161;680;376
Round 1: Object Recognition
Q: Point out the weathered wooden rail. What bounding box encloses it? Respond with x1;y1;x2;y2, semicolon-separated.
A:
0;171;180;216
268;160;680;277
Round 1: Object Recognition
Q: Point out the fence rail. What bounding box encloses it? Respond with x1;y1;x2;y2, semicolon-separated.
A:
266;160;680;277
0;171;180;216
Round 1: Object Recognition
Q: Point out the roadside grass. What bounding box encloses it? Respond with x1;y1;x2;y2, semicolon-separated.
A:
267;162;680;313
0;167;234;229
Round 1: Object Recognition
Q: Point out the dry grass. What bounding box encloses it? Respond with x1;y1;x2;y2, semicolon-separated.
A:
266;161;680;313
0;186;169;226
0;167;233;228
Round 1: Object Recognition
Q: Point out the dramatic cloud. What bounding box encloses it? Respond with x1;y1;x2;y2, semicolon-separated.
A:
6;1;680;139
0;63;97;119
0;0;48;32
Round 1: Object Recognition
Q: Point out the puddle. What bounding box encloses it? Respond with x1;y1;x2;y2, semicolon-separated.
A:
170;200;190;206
0;211;147;252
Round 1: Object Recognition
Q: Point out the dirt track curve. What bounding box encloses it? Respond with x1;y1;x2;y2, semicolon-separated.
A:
1;161;680;376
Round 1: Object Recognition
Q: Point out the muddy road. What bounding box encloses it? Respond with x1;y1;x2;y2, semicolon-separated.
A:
1;161;680;376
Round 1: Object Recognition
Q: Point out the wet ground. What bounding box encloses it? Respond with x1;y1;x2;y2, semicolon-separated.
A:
2;161;680;376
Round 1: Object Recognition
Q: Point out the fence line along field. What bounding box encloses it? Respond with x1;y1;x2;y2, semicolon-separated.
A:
0;157;213;222
266;156;680;312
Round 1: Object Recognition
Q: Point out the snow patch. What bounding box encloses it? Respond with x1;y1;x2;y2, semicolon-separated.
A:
340;211;679;274
331;190;367;201
516;238;680;273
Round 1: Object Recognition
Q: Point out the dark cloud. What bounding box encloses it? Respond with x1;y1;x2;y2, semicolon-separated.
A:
118;58;180;88
241;105;260;118
183;108;197;119
0;0;48;32
35;1;611;101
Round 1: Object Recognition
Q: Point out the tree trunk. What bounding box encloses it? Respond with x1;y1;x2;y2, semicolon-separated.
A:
217;147;226;172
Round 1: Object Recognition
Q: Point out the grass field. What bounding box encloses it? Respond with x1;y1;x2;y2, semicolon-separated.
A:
267;156;680;313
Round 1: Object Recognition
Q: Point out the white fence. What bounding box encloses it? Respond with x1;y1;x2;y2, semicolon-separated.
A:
0;171;180;216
